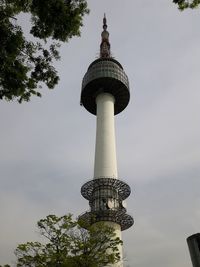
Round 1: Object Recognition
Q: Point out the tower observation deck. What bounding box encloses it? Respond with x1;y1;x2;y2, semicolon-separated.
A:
79;15;134;266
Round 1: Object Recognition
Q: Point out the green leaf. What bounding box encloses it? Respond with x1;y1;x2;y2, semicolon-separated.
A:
12;214;122;267
0;0;89;103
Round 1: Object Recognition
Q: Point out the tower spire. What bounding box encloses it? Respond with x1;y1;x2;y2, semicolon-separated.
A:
103;13;107;30
100;14;111;58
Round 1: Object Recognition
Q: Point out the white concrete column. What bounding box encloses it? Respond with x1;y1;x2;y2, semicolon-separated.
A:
93;221;123;267
107;222;123;267
94;93;118;179
93;93;123;266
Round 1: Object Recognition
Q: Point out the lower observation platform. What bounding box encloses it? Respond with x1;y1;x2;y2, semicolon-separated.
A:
81;177;131;201
80;177;134;231
79;209;134;231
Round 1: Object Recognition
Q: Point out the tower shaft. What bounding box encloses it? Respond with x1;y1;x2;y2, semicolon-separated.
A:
94;93;118;178
94;92;122;266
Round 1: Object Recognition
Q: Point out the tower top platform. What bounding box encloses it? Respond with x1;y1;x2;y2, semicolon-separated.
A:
80;16;130;115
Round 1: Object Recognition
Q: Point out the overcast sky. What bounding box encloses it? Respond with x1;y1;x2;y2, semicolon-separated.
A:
0;1;200;266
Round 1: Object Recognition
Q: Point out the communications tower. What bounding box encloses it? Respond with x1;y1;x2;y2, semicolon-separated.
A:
79;15;134;266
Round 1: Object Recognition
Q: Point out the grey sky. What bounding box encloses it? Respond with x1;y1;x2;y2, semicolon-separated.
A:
0;1;200;266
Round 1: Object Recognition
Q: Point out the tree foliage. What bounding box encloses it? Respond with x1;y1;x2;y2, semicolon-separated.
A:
0;0;89;102
0;214;122;267
173;0;200;10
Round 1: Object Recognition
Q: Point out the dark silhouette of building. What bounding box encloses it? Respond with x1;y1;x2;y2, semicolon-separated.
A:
187;233;200;267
